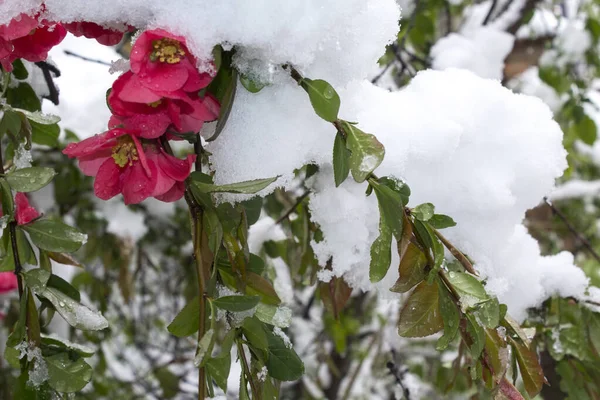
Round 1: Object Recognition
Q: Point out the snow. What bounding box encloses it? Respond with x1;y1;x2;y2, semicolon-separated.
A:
210;67;589;321
104;200;148;241
550;179;600;200
273;326;293;349
431;27;515;80
14;143;33;169
508;67;563;112
2;0;593;328
4;0;401;89
43;34;118;140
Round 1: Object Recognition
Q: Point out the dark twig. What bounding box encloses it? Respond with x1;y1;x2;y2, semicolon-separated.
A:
0;141;24;298
387;350;411;400
543;197;600;264
275;191;310;224
483;0;498;25
63;50;112;66
35;61;61;105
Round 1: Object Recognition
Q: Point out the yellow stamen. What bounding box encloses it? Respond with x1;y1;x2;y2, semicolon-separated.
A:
111;136;139;168
151;38;186;64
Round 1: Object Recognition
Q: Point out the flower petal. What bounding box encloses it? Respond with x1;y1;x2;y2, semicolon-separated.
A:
121;160;157;204
94;158;123;201
15;192;39;225
158;151;195;181
154;181;185;202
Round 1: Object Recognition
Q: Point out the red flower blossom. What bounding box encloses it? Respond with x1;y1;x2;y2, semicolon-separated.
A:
0;12;66;71
0;272;18;294
0;192;40;225
130;29;214;93
107;71;220;138
63;22;125;46
62;129;195;204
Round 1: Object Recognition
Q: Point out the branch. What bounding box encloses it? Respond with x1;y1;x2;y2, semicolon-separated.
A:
387;350;411;400
63;50;112;66
34;61;61;105
275;191;310;224
543;197;600;264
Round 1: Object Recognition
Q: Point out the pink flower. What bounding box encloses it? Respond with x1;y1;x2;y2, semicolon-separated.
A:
107;71;220;138
130;29;214;93
0;12;66;71
0;192;40;225
0;272;18;294
62;129;195;204
63;22;125;46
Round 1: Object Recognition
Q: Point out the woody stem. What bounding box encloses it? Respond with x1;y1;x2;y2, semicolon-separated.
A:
0;138;24;298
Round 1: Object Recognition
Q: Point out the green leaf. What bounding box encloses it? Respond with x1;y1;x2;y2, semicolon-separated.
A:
510;337;544;398
391;241;427;293
428;214;456;229
24;270;108;331
192;176;278;194
473;297;500;328
14;109;60;125
26;289;41;345
203;210;223;258
343;121;385;182
0;109;22;136
213;295;260;312
301;78;340;122
206;57;237;142
398;281;444;337
436;280;460;351
206;355;231;392
23;268;51;292
255;303;291;328
46;353;93;393
194;329;215;367
266;329;304;381
369;222;392;283
167;296;200;337
5;167;56;192
31;121;60;147
40;334;95;357
240;74;266;93
484;328;508;384
0;178;14;216
242;317;269;350
371;179;405;237
412;203;435;221
446;271;488;309
20;219;87;253
155;366;179;399
11;59;29;80
333;132;350;187
6;291;28;347
571;115;597;145
1;228;37;272
4;346;21;369
466;314;485;359
6;83;41;112
241;197;263;226
245;272;281;305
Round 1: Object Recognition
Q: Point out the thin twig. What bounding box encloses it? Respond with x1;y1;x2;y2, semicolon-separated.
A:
387;354;411;400
63;50;112;66
433;229;477;275
482;0;498;25
34;61;61;105
275;191;310;224
237;341;259;398
543;197;600;264
341;331;380;400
